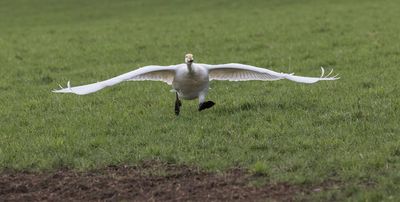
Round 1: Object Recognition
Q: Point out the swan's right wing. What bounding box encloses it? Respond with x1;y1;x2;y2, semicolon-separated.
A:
204;63;339;84
53;65;177;95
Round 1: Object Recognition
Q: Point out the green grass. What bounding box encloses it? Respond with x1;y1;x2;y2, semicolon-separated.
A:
1;0;400;200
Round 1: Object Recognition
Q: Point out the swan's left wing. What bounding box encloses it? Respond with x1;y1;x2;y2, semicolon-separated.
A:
53;65;177;95
204;63;339;84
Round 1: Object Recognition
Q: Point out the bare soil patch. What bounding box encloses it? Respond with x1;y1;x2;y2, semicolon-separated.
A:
0;161;340;201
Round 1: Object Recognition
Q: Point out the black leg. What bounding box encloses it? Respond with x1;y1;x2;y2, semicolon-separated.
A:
198;101;215;111
175;93;181;115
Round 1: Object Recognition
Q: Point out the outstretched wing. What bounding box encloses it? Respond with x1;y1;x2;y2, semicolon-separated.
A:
204;63;339;84
53;65;176;95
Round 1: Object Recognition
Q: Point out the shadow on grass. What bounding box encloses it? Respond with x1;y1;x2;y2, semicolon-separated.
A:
213;101;272;115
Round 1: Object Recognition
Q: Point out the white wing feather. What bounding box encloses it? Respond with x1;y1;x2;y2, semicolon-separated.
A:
53;65;176;95
205;63;339;84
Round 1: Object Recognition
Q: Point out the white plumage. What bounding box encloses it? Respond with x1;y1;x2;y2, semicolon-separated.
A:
53;54;339;114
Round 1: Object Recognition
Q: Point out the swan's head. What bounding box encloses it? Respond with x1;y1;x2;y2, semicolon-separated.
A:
185;53;194;64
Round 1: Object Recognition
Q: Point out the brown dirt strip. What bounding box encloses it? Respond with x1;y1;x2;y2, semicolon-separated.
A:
0;161;341;201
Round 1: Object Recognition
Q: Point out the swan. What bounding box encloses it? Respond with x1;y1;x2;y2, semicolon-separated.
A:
53;53;339;115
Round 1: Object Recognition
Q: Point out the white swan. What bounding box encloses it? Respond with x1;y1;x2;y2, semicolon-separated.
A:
53;53;339;115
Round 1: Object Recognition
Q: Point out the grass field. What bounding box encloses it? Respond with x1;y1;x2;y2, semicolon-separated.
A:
1;0;400;200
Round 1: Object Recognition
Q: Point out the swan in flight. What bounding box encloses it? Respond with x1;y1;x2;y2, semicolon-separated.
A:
53;53;339;115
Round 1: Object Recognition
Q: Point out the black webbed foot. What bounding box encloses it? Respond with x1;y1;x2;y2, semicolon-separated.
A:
198;101;215;111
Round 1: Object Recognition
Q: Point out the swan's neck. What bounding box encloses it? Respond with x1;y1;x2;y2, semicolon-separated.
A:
186;63;193;73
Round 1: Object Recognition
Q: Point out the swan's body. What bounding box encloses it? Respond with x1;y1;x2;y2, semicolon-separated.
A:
53;54;339;115
173;63;209;101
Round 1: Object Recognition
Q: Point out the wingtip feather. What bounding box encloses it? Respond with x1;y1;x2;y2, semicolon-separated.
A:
52;81;74;93
320;67;325;78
